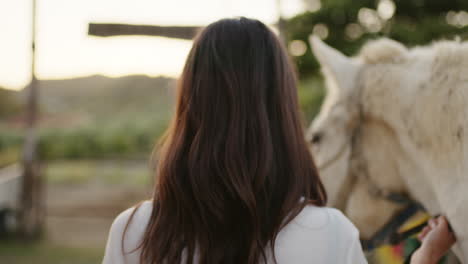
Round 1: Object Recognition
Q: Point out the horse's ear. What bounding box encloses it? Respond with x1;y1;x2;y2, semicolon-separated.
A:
310;35;349;71
309;35;359;92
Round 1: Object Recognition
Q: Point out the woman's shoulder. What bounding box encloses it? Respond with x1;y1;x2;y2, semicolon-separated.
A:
110;202;358;239
111;200;153;232
106;200;154;252
103;200;154;263
292;205;359;237
276;206;367;263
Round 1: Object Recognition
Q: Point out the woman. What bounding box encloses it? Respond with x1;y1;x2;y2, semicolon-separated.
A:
103;17;455;264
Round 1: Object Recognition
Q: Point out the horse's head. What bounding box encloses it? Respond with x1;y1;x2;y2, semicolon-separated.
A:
308;37;411;242
306;36;362;207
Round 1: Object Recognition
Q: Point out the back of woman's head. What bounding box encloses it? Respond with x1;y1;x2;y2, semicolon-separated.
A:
140;17;326;264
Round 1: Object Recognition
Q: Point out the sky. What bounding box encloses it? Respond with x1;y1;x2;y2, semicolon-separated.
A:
0;0;306;90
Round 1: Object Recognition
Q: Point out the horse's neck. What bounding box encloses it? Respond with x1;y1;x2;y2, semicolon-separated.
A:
359;54;468;214
358;117;442;214
357;41;468;261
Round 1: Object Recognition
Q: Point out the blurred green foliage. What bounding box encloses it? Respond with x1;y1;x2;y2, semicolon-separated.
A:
0;75;174;163
0;147;20;167
37;119;168;160
0;119;167;162
0;88;21;118
287;0;468;77
298;76;325;124
0;126;22;166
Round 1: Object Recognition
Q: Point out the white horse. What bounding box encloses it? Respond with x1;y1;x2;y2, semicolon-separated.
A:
307;36;468;262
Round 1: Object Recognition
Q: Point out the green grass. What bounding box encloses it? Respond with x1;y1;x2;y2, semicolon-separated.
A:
0;240;103;264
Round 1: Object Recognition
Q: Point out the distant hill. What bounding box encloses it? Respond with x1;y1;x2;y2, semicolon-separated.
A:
10;75;176;128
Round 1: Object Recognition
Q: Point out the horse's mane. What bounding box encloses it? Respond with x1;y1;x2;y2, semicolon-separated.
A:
359;38;407;64
359;37;468;70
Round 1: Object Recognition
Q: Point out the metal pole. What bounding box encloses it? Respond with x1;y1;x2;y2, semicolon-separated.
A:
20;0;43;239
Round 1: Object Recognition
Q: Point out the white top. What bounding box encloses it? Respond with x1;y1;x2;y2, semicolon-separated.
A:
102;201;368;264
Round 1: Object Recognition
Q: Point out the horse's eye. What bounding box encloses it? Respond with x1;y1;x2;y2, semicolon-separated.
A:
311;132;323;144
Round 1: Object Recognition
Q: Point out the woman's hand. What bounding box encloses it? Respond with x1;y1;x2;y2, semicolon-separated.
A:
411;216;456;264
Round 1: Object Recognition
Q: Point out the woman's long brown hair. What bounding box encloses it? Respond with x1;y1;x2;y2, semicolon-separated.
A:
136;17;326;264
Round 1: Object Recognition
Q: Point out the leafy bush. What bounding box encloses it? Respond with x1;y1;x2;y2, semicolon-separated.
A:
37;119;168;160
0;119;168;161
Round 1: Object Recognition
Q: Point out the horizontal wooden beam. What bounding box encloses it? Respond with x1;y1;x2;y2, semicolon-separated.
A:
88;23;202;40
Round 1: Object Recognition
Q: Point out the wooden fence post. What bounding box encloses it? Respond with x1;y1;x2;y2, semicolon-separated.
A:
19;0;44;239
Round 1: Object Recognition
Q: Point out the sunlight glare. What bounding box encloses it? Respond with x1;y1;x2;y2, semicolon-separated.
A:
0;0;306;90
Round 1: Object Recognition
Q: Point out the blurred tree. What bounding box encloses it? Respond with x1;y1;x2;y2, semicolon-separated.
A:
287;0;468;77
